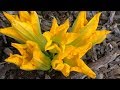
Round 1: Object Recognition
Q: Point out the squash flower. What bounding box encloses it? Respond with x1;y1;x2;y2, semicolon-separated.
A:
70;11;111;46
0;11;46;51
5;41;51;71
43;18;80;53
51;11;111;78
51;42;97;78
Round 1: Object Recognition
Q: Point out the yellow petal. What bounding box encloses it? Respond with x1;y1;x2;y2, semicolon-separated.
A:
20;61;37;71
52;19;69;44
79;12;101;37
58;45;75;59
45;40;52;51
55;19;69;35
3;12;16;22
65;33;80;44
0;27;26;43
19;11;30;22
89;30;111;45
77;59;96;79
14;15;20;21
11;42;31;65
52;57;70;77
43;31;54;51
64;57;78;67
11;43;28;56
46;43;61;53
75;42;92;58
50;17;58;34
20;57;50;71
5;54;23;67
43;31;52;41
71;11;88;32
66;42;92;59
51;54;74;77
52;59;64;70
52;30;66;44
30;11;42;34
61;64;70;77
64;55;96;78
11;20;36;41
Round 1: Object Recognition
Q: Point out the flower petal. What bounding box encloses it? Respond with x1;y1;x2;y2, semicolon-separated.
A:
11;43;28;56
11;20;36;41
19;11;30;22
43;31;53;51
76;59;96;79
20;57;50;71
5;54;23;67
20;61;37;71
52;19;69;44
3;12;19;22
30;11;42;34
52;57;70;77
50;17;58;34
0;27;26;43
56;19;69;34
43;31;52;41
52;58;64;71
79;12;101;38
61;64;70;77
75;42;92;58
71;11;88;32
64;55;96;78
65;42;92;59
65;33;80;44
89;30;111;45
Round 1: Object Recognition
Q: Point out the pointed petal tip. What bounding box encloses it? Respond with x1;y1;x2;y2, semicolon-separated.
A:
106;30;111;34
64;18;70;27
3;11;7;15
96;12;102;17
79;11;87;15
3;12;9;17
30;11;36;14
52;17;57;23
89;72;96;79
11;42;17;47
66;18;70;23
53;17;56;20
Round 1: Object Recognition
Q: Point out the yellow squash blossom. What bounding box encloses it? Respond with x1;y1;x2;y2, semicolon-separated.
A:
70;11;111;46
0;11;46;51
52;53;96;78
43;18;80;53
51;42;97;78
5;41;51;71
51;11;110;78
